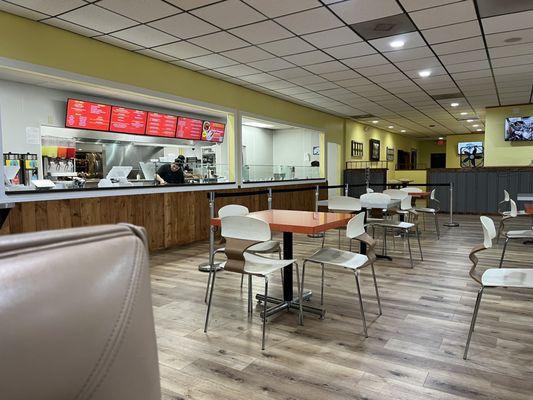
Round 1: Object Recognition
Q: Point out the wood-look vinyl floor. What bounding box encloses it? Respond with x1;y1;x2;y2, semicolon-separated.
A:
150;214;533;400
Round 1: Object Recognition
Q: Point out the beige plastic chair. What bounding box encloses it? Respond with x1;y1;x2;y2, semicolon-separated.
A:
463;216;533;359
204;215;302;350
414;188;441;239
497;199;529;242
327;196;362;248
302;212;381;337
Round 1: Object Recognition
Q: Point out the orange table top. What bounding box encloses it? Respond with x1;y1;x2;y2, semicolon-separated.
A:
211;209;354;234
524;203;533;215
409;191;431;198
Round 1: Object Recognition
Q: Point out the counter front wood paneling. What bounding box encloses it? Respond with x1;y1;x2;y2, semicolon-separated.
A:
1;184;324;251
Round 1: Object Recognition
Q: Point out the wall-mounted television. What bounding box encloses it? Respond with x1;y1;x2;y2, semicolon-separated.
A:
458;141;483;154
176;117;203;140
110;106;147;135
65;98;111;131
505;116;533;141
202;121;225;143
146;112;177;137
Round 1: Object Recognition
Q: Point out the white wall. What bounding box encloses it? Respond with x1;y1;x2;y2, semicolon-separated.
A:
241;125;273;180
273;128;320;178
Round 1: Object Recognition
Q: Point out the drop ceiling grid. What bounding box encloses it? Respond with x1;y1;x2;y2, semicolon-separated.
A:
1;0;532;136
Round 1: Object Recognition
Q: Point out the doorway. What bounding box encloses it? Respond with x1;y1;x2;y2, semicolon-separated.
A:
430;153;446;168
327;142;340;197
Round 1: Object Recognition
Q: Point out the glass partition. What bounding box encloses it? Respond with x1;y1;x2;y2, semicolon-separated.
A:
241;117;324;183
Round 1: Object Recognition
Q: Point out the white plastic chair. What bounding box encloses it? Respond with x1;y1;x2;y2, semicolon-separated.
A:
327;196;362;248
463;216;533;359
204;215;303;350
414;189;441;239
383;189;408;200
302;212;382;337
366;187;374;193
401;187;423;193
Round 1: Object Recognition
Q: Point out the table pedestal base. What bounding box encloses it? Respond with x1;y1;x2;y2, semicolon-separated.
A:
256;291;325;319
198;261;223;273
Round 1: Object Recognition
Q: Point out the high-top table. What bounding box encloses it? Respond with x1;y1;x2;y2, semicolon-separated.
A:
211;209;353;318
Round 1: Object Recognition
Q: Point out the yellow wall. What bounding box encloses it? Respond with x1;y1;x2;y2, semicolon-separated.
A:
484;103;533;167
444;133;485;168
417;140;446;168
0;11;345;175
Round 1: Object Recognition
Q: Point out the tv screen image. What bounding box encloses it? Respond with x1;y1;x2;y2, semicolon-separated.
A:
110;106;147;135
176;117;203;140
458;141;483;155
202;121;225;143
146;112;177;137
505;116;533;141
65;99;111;131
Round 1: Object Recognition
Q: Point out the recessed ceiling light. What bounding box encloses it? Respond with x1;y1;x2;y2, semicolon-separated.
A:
472;124;479;127
388;125;394;129
460;112;468;115
450;102;459;107
418;70;431;78
390;40;404;48
466;119;474;122
476;129;482;131
400;129;406;132
438;137;444;140
372;120;378;124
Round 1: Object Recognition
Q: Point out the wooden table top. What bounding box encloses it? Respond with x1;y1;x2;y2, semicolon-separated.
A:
211;209;354;234
524;202;533;215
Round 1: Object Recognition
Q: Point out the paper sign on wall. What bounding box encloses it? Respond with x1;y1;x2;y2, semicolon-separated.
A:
25;127;40;145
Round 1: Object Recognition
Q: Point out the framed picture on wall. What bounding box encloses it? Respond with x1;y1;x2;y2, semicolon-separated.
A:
386;147;394;161
312;145;320;155
370;139;380;161
351;141;363;158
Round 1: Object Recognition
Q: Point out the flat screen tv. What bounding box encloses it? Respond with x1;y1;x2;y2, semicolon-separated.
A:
176;117;203;140
65;98;112;131
146;112;177;137
458;141;483;155
110;106;147;135
505;116;533;141
202;121;225;143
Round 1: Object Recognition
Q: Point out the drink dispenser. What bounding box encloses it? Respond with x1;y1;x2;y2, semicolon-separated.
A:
22;153;39;184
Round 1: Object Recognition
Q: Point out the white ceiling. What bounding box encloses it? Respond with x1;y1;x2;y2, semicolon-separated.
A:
1;0;533;137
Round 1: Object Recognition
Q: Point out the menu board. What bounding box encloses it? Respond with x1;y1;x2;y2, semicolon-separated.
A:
146;112;177;137
176;117;203;140
202;121;225;143
110;106;147;135
65;99;111;131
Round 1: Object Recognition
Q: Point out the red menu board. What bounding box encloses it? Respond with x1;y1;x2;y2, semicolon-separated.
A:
65;98;111;131
202;121;225;143
176;117;203;140
110;106;147;135
146;112;177;137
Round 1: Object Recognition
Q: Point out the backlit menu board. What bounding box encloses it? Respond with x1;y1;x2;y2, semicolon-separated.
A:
176;117;203;140
65;99;111;131
146;112;177;137
110;106;147;135
202;121;225;143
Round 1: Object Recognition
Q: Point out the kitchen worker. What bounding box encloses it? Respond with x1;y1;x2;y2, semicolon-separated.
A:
155;158;185;185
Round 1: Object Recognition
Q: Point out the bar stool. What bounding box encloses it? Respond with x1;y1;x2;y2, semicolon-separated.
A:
204;215;303;350
463;216;533;359
302;212;381;337
327;196;361;248
414;189;441;239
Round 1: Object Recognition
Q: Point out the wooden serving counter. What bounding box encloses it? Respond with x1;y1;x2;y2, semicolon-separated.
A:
0;183;325;251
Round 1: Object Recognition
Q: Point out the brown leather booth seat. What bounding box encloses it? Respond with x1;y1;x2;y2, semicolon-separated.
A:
0;224;161;400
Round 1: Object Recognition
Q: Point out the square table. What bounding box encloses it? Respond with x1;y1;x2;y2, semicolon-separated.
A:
211;209;353;318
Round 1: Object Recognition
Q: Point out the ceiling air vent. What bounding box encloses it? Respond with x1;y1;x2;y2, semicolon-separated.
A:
432;93;463;100
374;23;395;32
350;114;375;119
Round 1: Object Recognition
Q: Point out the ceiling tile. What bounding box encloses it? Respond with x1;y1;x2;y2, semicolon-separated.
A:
239;73;279;83
191;0;265;29
350;13;416;40
164;0;218;10
149;13;219;39
220;46;272;63
328;0;402;24
446;59;491;73
214;64;260;77
230;20;293;44
275;7;343;35
323;42;376;59
301;27;362;48
242;0;320;18
370;31;426;52
97;0;179;23
477;0;533;18
288;74;328;85
187;53;238;68
384;46;434;62
394;56;441;71
491;54;533;68
112;25;177;47
439;49;488;65
422;21;481;44
258;36;314;56
0;2;47;19
432;36;485;55
356;63;398;76
320;69;361;81
343;54;389;68
45;18;102;36
306;81;339;91
488;41;533;58
270;67;312;79
96;34;143;50
189;31;248;52
152;41;211;58
9;0;85;15
60;5;137;33
276;86;312;95
305;61;347;74
409;1;477;29
259;80;296;90
170;59;205;70
135;48;176;61
248;57;295;71
482;10;533;34
485;28;533;48
400;0;460;12
283;50;333;66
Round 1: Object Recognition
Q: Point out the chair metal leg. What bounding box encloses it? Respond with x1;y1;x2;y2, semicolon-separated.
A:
382;226;387;256
248;274;253;317
204;263;213;303
338;228;342;249
406;229;414;268
499;238;509;268
204;268;217;333
279;248;284;285
261;277;269;350
295;262;303;325
320;263;325;306
301;260;307;302
321;231;326;248
240;273;244;288
416;226;423;261
463;287;484;360
434;213;440;239
354;270;368;338
497;219;504;244
370;263;382;315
